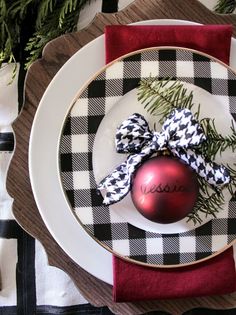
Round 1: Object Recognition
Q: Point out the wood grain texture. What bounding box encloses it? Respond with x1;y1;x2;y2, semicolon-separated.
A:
6;0;236;314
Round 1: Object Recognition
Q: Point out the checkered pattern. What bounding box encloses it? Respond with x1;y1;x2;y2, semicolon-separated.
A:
59;48;236;266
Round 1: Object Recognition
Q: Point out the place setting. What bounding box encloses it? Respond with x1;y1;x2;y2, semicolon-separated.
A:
57;26;236;301
8;1;236;313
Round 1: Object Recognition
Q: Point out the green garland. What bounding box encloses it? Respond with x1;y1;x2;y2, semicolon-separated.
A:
24;0;91;68
138;76;236;224
0;0;91;73
215;0;236;13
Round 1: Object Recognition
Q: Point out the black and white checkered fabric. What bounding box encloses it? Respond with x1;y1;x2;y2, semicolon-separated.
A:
98;109;230;205
59;48;236;266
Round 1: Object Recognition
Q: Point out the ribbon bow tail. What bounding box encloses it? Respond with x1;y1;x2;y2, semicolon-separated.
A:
172;148;231;186
98;151;152;205
99;113;155;205
98;162;131;205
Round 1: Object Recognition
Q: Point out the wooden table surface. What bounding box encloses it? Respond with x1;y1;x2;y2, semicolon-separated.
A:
7;0;236;314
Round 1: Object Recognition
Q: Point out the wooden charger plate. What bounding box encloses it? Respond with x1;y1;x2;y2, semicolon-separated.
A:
7;0;236;314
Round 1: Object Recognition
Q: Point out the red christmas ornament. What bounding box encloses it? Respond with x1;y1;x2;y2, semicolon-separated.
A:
131;156;199;224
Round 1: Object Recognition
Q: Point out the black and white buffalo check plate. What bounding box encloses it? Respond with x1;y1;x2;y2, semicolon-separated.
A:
59;47;236;267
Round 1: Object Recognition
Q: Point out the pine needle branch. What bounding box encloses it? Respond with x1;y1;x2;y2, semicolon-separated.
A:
199;118;236;160
0;0;92;73
8;0;36;20
25;0;90;68
214;0;236;13
187;188;224;225
186;174;223;224
138;77;196;124
36;0;55;29
0;0;19;78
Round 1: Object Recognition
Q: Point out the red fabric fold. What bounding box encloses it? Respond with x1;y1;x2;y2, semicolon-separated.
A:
105;25;232;64
105;24;236;302
113;248;236;302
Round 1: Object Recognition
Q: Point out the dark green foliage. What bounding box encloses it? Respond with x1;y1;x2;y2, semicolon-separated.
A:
25;0;91;68
200;118;236;160
138;76;195;124
0;0;91;74
215;0;236;13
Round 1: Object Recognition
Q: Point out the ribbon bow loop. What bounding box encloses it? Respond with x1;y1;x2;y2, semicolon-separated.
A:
98;109;230;206
162;108;207;149
116;113;152;153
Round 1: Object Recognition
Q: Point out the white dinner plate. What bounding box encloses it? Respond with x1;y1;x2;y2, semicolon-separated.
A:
29;19;236;284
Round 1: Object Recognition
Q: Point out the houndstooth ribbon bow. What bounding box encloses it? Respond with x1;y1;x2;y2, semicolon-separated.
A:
98;109;230;205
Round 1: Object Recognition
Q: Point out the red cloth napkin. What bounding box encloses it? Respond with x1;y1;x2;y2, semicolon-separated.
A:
105;25;232;64
105;25;236;302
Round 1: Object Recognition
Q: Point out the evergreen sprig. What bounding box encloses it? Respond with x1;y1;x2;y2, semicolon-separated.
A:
0;0;91;73
215;0;236;13
187;189;224;225
25;0;91;68
138;77;195;124
0;0;19;76
138;76;236;224
199;118;236;160
187;174;224;224
36;0;55;29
